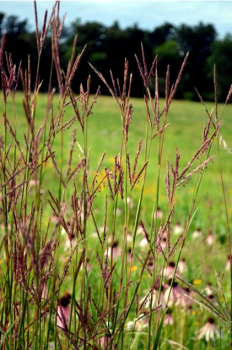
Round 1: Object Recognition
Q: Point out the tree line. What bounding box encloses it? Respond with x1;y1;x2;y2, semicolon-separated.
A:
1;12;232;101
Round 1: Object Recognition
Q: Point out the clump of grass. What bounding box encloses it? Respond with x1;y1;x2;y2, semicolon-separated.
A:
0;2;231;349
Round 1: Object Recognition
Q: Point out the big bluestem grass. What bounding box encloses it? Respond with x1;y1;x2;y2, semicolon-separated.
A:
0;2;231;349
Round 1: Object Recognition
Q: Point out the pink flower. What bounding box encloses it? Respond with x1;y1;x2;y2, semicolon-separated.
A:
163;310;174;326
173;222;184;235
127;232;133;243
206;231;214;246
178;258;187;274
57;292;71;329
127;197;134;209
160;237;167;251
164;261;178;278
140;283;167;310
203;282;213;296
197;317;220;342
139;236;149;247
146;255;155;273
100;335;112;349
137;225;144;235
155;207;163;220
226;255;231;271
192;228;202;239
99;323;112;349
65;233;77;251
206;293;217;307
104;241;122;259
164;280;191;308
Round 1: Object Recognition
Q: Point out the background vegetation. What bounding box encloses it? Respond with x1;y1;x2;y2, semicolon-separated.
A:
1;11;232;101
0;2;231;349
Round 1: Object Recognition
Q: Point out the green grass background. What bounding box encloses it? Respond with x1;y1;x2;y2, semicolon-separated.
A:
2;92;232;221
1;92;231;347
1;92;231;275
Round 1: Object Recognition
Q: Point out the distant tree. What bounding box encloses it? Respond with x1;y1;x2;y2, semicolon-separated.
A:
70;19;106;47
149;22;175;46
207;34;232;101
65;19;150;96
154;40;182;97
64;19;107;93
2;15;30;73
5;15;28;34
0;11;228;100
175;22;217;99
104;23;149;96
155;40;179;62
0;13;58;92
0;12;5;38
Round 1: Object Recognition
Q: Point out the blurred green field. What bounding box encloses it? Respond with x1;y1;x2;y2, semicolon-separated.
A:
1;91;231;348
1;91;231;274
2;92;232;224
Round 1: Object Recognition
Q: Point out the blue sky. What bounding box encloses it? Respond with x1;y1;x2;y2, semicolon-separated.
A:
1;1;232;38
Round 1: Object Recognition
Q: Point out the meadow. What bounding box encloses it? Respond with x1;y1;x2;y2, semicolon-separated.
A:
0;3;232;349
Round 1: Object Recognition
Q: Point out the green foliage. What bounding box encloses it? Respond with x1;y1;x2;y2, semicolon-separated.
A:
155;40;179;60
154;40;181;95
174;22;217;100
1;11;232;100
207;35;232;101
0;4;231;348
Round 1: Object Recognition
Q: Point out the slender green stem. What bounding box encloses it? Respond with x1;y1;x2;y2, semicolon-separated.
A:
216;140;232;338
